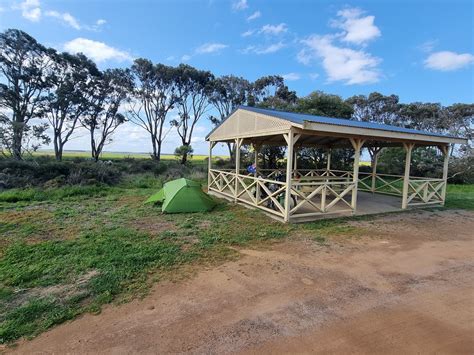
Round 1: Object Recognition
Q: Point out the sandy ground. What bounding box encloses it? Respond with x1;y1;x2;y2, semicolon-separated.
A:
11;209;474;354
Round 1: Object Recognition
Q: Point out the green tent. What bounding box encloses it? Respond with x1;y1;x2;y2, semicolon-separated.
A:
145;178;215;213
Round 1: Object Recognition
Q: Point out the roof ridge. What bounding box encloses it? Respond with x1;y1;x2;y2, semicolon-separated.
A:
237;105;462;140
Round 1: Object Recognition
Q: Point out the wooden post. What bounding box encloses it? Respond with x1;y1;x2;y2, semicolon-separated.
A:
283;131;300;222
253;143;260;177
284;132;294;222
253;143;260;204
350;138;365;213
439;144;450;205
370;147;381;193
326;148;332;172
402;143;415;209
293;146;298;177
208;141;215;191
234;138;242;203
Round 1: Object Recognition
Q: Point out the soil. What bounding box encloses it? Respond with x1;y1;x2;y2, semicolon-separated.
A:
11;209;474;354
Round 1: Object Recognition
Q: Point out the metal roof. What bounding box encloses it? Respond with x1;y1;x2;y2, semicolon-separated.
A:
237;105;458;139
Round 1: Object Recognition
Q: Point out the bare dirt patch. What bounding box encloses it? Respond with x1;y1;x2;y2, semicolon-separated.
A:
11;210;474;354
130;216;176;236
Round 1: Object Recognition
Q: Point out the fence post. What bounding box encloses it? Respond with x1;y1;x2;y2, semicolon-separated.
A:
253;143;260;204
234;138;242;203
370;147;381;193
283;132;294;222
208;141;215;192
402;142;415;209
326;148;332;173
350;138;364;213
439;144;450;205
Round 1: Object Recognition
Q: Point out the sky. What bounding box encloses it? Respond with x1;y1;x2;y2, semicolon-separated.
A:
1;0;473;155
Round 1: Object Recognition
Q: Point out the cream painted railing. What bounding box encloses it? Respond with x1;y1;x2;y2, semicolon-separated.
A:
406;178;445;206
290;178;355;218
209;168;445;221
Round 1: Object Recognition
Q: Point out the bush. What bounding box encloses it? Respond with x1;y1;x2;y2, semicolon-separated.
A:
449;152;474;184
0;158;122;189
377;147;443;177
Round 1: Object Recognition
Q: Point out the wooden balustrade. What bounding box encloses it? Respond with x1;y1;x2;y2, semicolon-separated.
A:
209;168;446;221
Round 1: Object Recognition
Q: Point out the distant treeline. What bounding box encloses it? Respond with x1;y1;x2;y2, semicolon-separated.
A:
0;29;472;177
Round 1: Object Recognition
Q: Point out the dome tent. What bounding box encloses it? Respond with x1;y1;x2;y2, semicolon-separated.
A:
145;178;215;213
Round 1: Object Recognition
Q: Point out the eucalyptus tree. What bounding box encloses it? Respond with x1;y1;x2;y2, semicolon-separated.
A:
444;103;473;154
346;92;401;124
171;64;214;164
208;75;250;159
0;29;55;159
128;59;181;161
345;92;401;167
43;52;99;160
248;75;286;106
81;68;133;161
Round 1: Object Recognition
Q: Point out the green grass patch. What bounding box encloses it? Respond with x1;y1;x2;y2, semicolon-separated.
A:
0;182;472;344
0;227;190;342
0;185;111;203
445;184;474;210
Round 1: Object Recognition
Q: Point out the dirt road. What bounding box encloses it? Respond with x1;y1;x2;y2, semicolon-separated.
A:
12;210;474;354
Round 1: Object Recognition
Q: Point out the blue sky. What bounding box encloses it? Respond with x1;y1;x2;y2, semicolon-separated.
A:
1;0;473;155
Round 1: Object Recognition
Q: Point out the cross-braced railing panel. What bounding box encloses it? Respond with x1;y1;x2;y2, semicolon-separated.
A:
235;174;286;218
358;172;404;196
407;178;445;206
208;169;236;198
290;179;355;217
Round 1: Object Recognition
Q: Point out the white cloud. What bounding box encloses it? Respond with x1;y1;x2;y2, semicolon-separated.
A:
424;51;474;71
64;38;133;63
96;19;106;26
45;10;80;29
241;30;254;37
282;72;300;81
246;42;284;54
181;54;191;62
332;7;380;45
260;23;288;35
418;39;438;53
232;0;248;11
16;0;41;22
247;11;261;21
299;35;381;85
195;42;228;54
309;73;319;80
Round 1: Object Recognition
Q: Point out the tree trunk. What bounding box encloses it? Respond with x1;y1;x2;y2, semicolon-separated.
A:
12;122;23;160
181;152;188;164
55;146;63;161
150;133;160;161
180;142;189;164
90;129;99;162
155;138;162;162
54;134;63;161
226;142;234;162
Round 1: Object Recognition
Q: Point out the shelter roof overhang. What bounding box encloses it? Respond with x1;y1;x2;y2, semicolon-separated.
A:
206;106;468;148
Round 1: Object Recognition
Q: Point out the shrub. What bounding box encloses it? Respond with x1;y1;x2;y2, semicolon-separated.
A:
0;158;122;188
449;152;474;184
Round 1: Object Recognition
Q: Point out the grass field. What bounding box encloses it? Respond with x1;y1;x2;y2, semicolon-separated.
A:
33;150;226;161
0;180;472;344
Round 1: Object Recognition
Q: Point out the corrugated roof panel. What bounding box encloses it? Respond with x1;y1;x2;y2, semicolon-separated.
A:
238;105;458;139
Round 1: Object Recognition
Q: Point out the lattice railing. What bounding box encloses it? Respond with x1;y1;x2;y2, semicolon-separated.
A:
406;178;445;206
208;169;236;198
358;172;404;196
235;173;287;218
210;168;445;221
290;178;355;218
